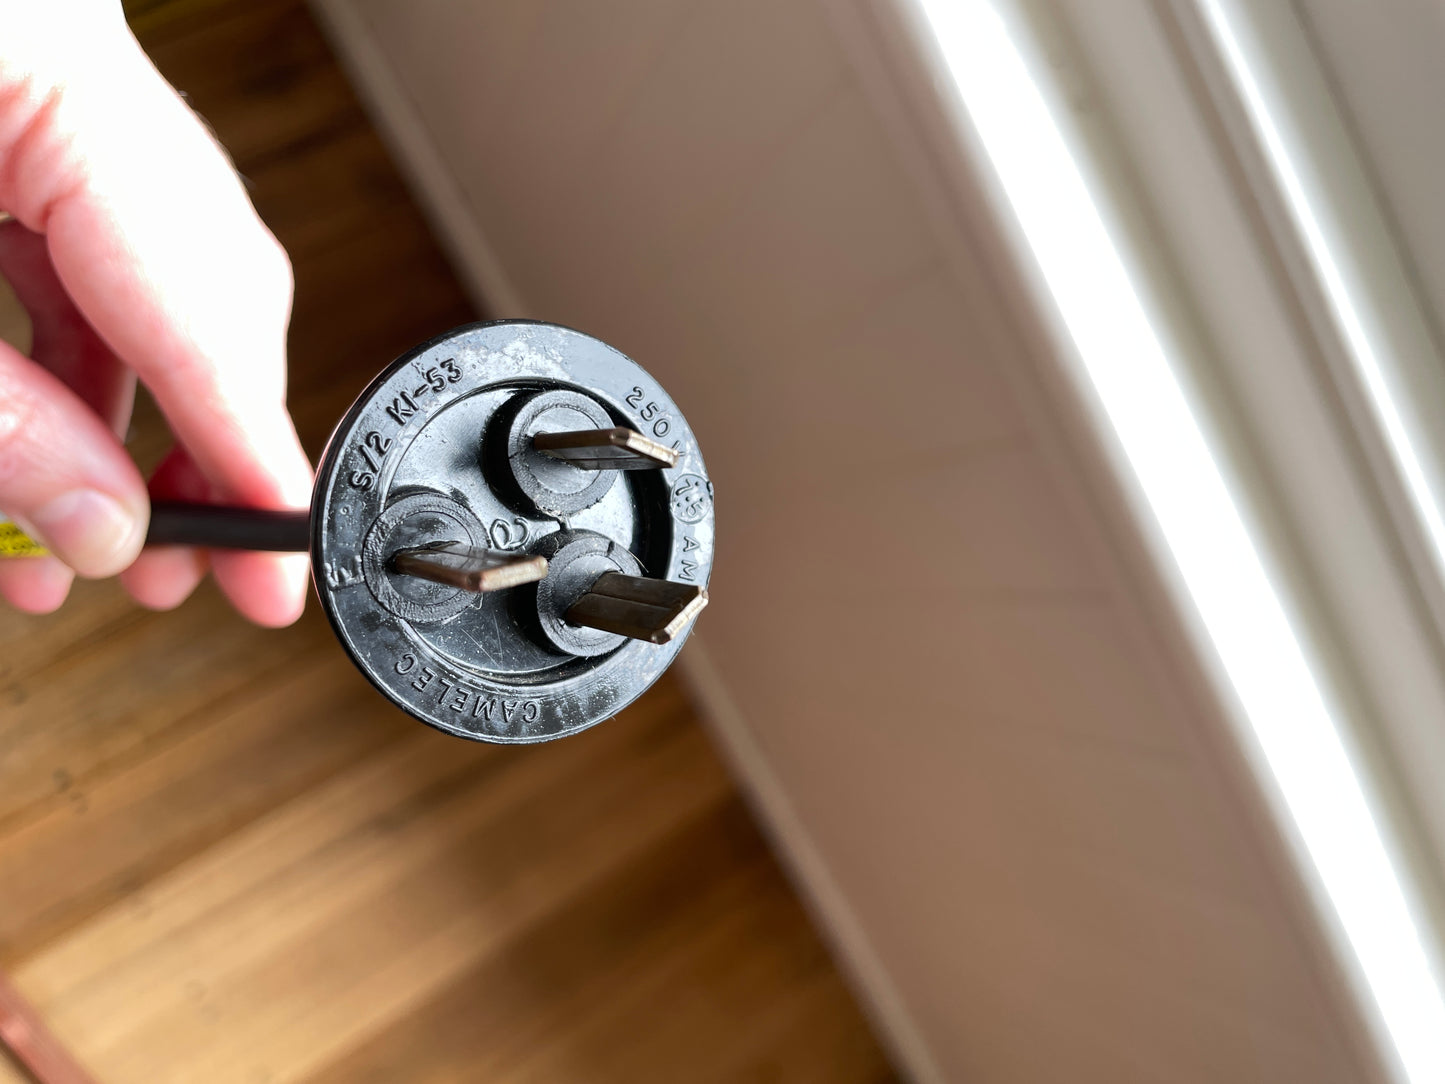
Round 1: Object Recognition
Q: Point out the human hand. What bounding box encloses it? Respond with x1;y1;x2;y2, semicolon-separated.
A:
0;0;312;625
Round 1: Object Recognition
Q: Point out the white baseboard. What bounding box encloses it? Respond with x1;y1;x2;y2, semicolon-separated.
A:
677;639;946;1084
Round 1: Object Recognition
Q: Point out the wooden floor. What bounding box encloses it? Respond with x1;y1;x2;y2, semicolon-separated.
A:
0;2;896;1081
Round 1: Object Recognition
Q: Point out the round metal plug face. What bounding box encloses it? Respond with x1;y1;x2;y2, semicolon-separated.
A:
311;321;714;744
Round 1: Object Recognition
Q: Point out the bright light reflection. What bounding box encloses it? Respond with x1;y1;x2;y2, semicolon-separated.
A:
1196;0;1445;618
910;0;1445;1079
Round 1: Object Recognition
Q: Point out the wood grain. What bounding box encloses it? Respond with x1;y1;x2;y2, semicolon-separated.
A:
0;1;896;1081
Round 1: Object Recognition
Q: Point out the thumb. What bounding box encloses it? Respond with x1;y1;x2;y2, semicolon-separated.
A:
0;339;148;576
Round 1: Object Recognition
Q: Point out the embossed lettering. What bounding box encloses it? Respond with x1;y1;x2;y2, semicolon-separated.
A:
522;701;540;723
395;653;417;675
670;474;711;524
679;559;697;582
385;390;418;425
411;666;436;692
325;555;363;589
357;431;392;475
487;517;530;550
681;535;699;552
450;687;470;712
473;697;498;722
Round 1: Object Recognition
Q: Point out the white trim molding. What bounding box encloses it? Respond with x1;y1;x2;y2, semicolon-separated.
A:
867;0;1445;1077
309;0;1445;1078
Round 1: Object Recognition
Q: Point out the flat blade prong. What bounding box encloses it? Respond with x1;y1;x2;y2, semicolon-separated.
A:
390;542;548;593
532;427;679;470
565;572;707;644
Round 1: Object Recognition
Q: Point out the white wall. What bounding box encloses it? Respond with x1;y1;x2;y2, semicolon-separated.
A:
308;1;1386;1079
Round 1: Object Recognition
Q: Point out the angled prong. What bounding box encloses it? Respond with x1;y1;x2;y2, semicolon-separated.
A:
390;542;548;593
533;427;679;470
565;572;707;644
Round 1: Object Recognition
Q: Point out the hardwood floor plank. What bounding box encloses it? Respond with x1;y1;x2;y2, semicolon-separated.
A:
0;650;397;963
120;730;725;1084
506;848;882;1084
306;799;897;1084
0;582;146;698
14;680;690;999
18;686;719;1084
124;0;267;43
0;591;324;834
133;0;355;165
241;121;418;264
698;972;901;1084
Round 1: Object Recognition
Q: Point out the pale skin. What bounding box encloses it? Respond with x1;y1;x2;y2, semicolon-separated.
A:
0;1;313;625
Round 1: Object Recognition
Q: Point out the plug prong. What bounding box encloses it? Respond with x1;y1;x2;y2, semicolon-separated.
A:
533;427;678;470
565;572;707;644
390;542;548;593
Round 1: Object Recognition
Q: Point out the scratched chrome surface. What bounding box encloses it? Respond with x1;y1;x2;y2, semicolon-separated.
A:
311;321;714;742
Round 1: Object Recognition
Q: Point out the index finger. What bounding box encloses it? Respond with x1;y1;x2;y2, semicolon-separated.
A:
0;8;313;619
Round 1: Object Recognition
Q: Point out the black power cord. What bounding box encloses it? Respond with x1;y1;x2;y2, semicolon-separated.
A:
144;321;714;744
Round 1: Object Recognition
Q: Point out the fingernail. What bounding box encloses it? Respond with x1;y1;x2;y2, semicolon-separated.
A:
31;490;143;577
